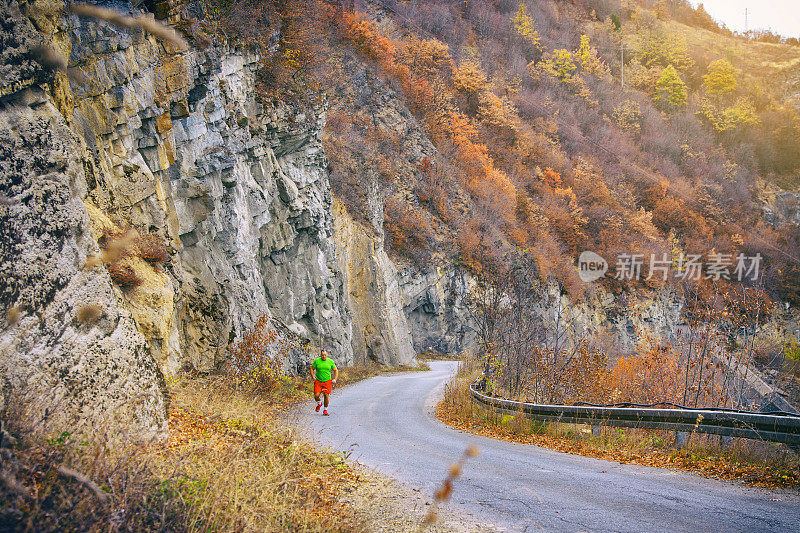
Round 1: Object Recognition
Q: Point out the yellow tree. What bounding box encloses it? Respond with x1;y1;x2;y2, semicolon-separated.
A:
543;49;577;80
702;59;737;101
700;59;759;132
654;64;687;111
577;34;610;79
512;2;541;50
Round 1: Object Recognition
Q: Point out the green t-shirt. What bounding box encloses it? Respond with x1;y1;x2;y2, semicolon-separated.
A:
312;357;336;382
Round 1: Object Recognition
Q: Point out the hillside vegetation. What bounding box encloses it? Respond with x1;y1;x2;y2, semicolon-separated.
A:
209;0;800;302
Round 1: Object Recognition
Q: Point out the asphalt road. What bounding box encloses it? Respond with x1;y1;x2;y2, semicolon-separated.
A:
299;361;800;532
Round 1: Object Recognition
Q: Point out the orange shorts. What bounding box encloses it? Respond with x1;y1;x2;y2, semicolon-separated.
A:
314;379;332;395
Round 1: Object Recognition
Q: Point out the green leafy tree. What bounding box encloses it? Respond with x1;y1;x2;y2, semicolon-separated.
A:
610;13;621;31
654;65;687;110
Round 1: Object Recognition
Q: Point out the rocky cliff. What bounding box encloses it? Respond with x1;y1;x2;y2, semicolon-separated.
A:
333;198;415;365
66;4;359;374
399;266;476;356
0;0;168;439
0;0;419;438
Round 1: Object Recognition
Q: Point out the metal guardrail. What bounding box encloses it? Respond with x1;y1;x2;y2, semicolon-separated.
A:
469;382;800;445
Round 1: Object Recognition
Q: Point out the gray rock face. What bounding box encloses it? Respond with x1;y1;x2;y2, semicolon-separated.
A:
64;9;354;372
760;184;800;227
399;266;476;356
0;81;167;439
333;199;415;366
396;265;686;358
0;0;366;439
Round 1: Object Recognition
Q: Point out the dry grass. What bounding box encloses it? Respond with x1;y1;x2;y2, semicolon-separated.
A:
0;361;438;532
439;359;800;489
1;379;365;532
133;235;171;264
156;378;371;531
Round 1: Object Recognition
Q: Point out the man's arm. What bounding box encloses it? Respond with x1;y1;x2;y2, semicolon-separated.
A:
333;365;339;383
309;362;316;381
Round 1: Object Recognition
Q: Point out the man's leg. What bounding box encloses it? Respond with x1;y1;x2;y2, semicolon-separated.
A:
322;391;329;408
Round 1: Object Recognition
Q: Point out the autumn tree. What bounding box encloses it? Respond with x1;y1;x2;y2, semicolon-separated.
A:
698;59;759;132
268;0;325;93
533;48;578;82
452;61;489;112
699;97;760;133
630;8;694;72
396;36;452;82
653;64;687;111
477;92;518;142
702;59;737;101
577;34;609;78
511;2;541;51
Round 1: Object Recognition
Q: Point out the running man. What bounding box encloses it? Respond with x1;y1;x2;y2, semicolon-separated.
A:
311;349;338;416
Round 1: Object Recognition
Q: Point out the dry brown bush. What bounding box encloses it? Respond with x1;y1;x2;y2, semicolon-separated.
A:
224;315;286;395
105;262;141;290
133;234;170;264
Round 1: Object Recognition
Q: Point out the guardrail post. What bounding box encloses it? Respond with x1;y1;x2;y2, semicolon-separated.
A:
674;431;688;448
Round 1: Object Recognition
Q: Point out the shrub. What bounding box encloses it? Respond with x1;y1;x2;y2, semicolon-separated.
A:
384;197;435;263
106;262;141;290
225;315;284;395
612;100;643;134
0;432;195;531
541;167;562;188
134;234;170;264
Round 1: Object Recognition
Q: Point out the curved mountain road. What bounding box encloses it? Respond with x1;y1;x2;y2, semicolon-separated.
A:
299;361;800;532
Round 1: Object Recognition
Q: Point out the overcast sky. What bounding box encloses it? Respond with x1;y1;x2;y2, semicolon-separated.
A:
688;0;800;38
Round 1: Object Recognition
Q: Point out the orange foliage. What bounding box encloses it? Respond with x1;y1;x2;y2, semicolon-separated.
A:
335;10;522;259
608;343;683;404
541;167;562;188
607;330;731;408
225;314;284;395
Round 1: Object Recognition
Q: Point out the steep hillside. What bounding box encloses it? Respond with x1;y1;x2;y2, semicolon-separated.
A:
317;0;800;306
214;0;799;408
